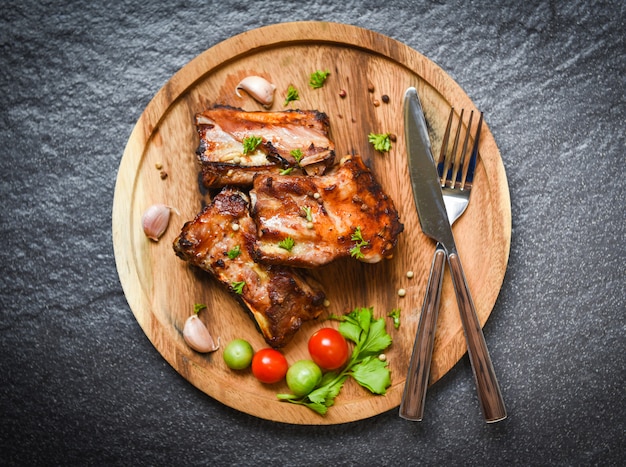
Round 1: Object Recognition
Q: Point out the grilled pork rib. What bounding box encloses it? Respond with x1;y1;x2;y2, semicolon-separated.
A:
173;188;326;348
195;106;336;188
250;155;404;268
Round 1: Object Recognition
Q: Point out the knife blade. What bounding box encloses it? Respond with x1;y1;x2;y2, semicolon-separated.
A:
401;87;506;423
403;88;456;251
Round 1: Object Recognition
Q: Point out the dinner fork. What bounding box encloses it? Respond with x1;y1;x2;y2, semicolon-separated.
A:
401;108;505;422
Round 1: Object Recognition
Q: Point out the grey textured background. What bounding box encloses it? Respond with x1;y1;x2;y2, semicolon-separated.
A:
1;0;624;465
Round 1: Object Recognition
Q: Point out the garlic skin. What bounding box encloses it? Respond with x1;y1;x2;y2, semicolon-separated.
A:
142;204;171;241
183;315;220;353
235;76;276;108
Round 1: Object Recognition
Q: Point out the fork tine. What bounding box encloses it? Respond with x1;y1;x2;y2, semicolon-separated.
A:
437;108;455;182
455;110;474;188
461;111;483;190
446;109;465;188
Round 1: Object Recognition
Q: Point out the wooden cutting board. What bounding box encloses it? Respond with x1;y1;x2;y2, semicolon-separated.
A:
112;21;511;425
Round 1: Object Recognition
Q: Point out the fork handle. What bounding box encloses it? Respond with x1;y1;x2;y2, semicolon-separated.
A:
399;245;446;421
448;252;507;423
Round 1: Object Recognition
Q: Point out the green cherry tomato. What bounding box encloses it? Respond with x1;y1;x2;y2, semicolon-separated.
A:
223;339;254;370
251;348;288;384
286;360;323;396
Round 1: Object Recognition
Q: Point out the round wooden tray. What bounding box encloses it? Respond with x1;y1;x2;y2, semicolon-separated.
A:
112;21;511;425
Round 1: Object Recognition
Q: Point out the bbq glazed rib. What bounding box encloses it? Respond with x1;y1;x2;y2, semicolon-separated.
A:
195;105;336;188
173;188;327;348
249;155;404;268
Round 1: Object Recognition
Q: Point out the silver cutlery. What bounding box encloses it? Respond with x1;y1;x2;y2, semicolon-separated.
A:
400;87;506;423
399;106;474;420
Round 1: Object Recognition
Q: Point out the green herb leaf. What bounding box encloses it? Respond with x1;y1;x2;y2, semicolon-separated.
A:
309;70;330;89
358;317;392;357
301;206;313;222
349;245;364;259
277;370;347;415
193;303;207;315
277;394;329;415
349;306;373;335
231;281;246;295
388;308;401;329
276;393;299;401
306;372;345;404
337;319;361;345
227;245;241;259
290;148;304;165
278;237;295;251
350;226;365;243
368;132;392;152
284;85;299;106
337;309;367;345
242;135;262;154
349;227;370;260
279;167;294;175
350;356;390;394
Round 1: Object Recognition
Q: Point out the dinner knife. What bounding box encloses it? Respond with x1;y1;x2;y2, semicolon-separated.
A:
400;87;506;423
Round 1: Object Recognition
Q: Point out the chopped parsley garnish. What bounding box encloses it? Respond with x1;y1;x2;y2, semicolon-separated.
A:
309;70;330;89
284;85;300;106
277;306;392;415
193;303;207;315
349;226;370;259
242;135;262;154
227;245;241;259
368;132;392;152
388;308;401;329
278;236;295;251
301;206;313;222
290;148;304;165
279;167;294;175
231;281;246;295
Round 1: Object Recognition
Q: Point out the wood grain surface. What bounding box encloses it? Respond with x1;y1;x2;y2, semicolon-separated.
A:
112;21;511;425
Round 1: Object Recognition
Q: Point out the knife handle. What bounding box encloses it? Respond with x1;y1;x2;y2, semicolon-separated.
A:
448;252;507;423
399;246;446;421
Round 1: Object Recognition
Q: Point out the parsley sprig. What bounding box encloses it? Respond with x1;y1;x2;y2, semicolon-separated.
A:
231;281;246;295
309;70;330;89
368;132;392;152
277;307;392;415
279;149;304;175
290;148;304;165
227;245;241;259
388;308;401;329
284;85;299;106
242;135;262;154
278;236;295;251
349;226;370;259
301;206;313;222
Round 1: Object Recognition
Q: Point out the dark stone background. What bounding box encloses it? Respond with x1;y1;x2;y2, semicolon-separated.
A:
1;1;624;465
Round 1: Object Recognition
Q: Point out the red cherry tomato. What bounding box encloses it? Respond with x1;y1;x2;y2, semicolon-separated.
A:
308;328;350;370
251;348;288;384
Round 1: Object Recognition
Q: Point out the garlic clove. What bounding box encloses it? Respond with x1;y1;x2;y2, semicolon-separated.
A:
142;204;171;241
235;76;276;108
183;315;220;353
